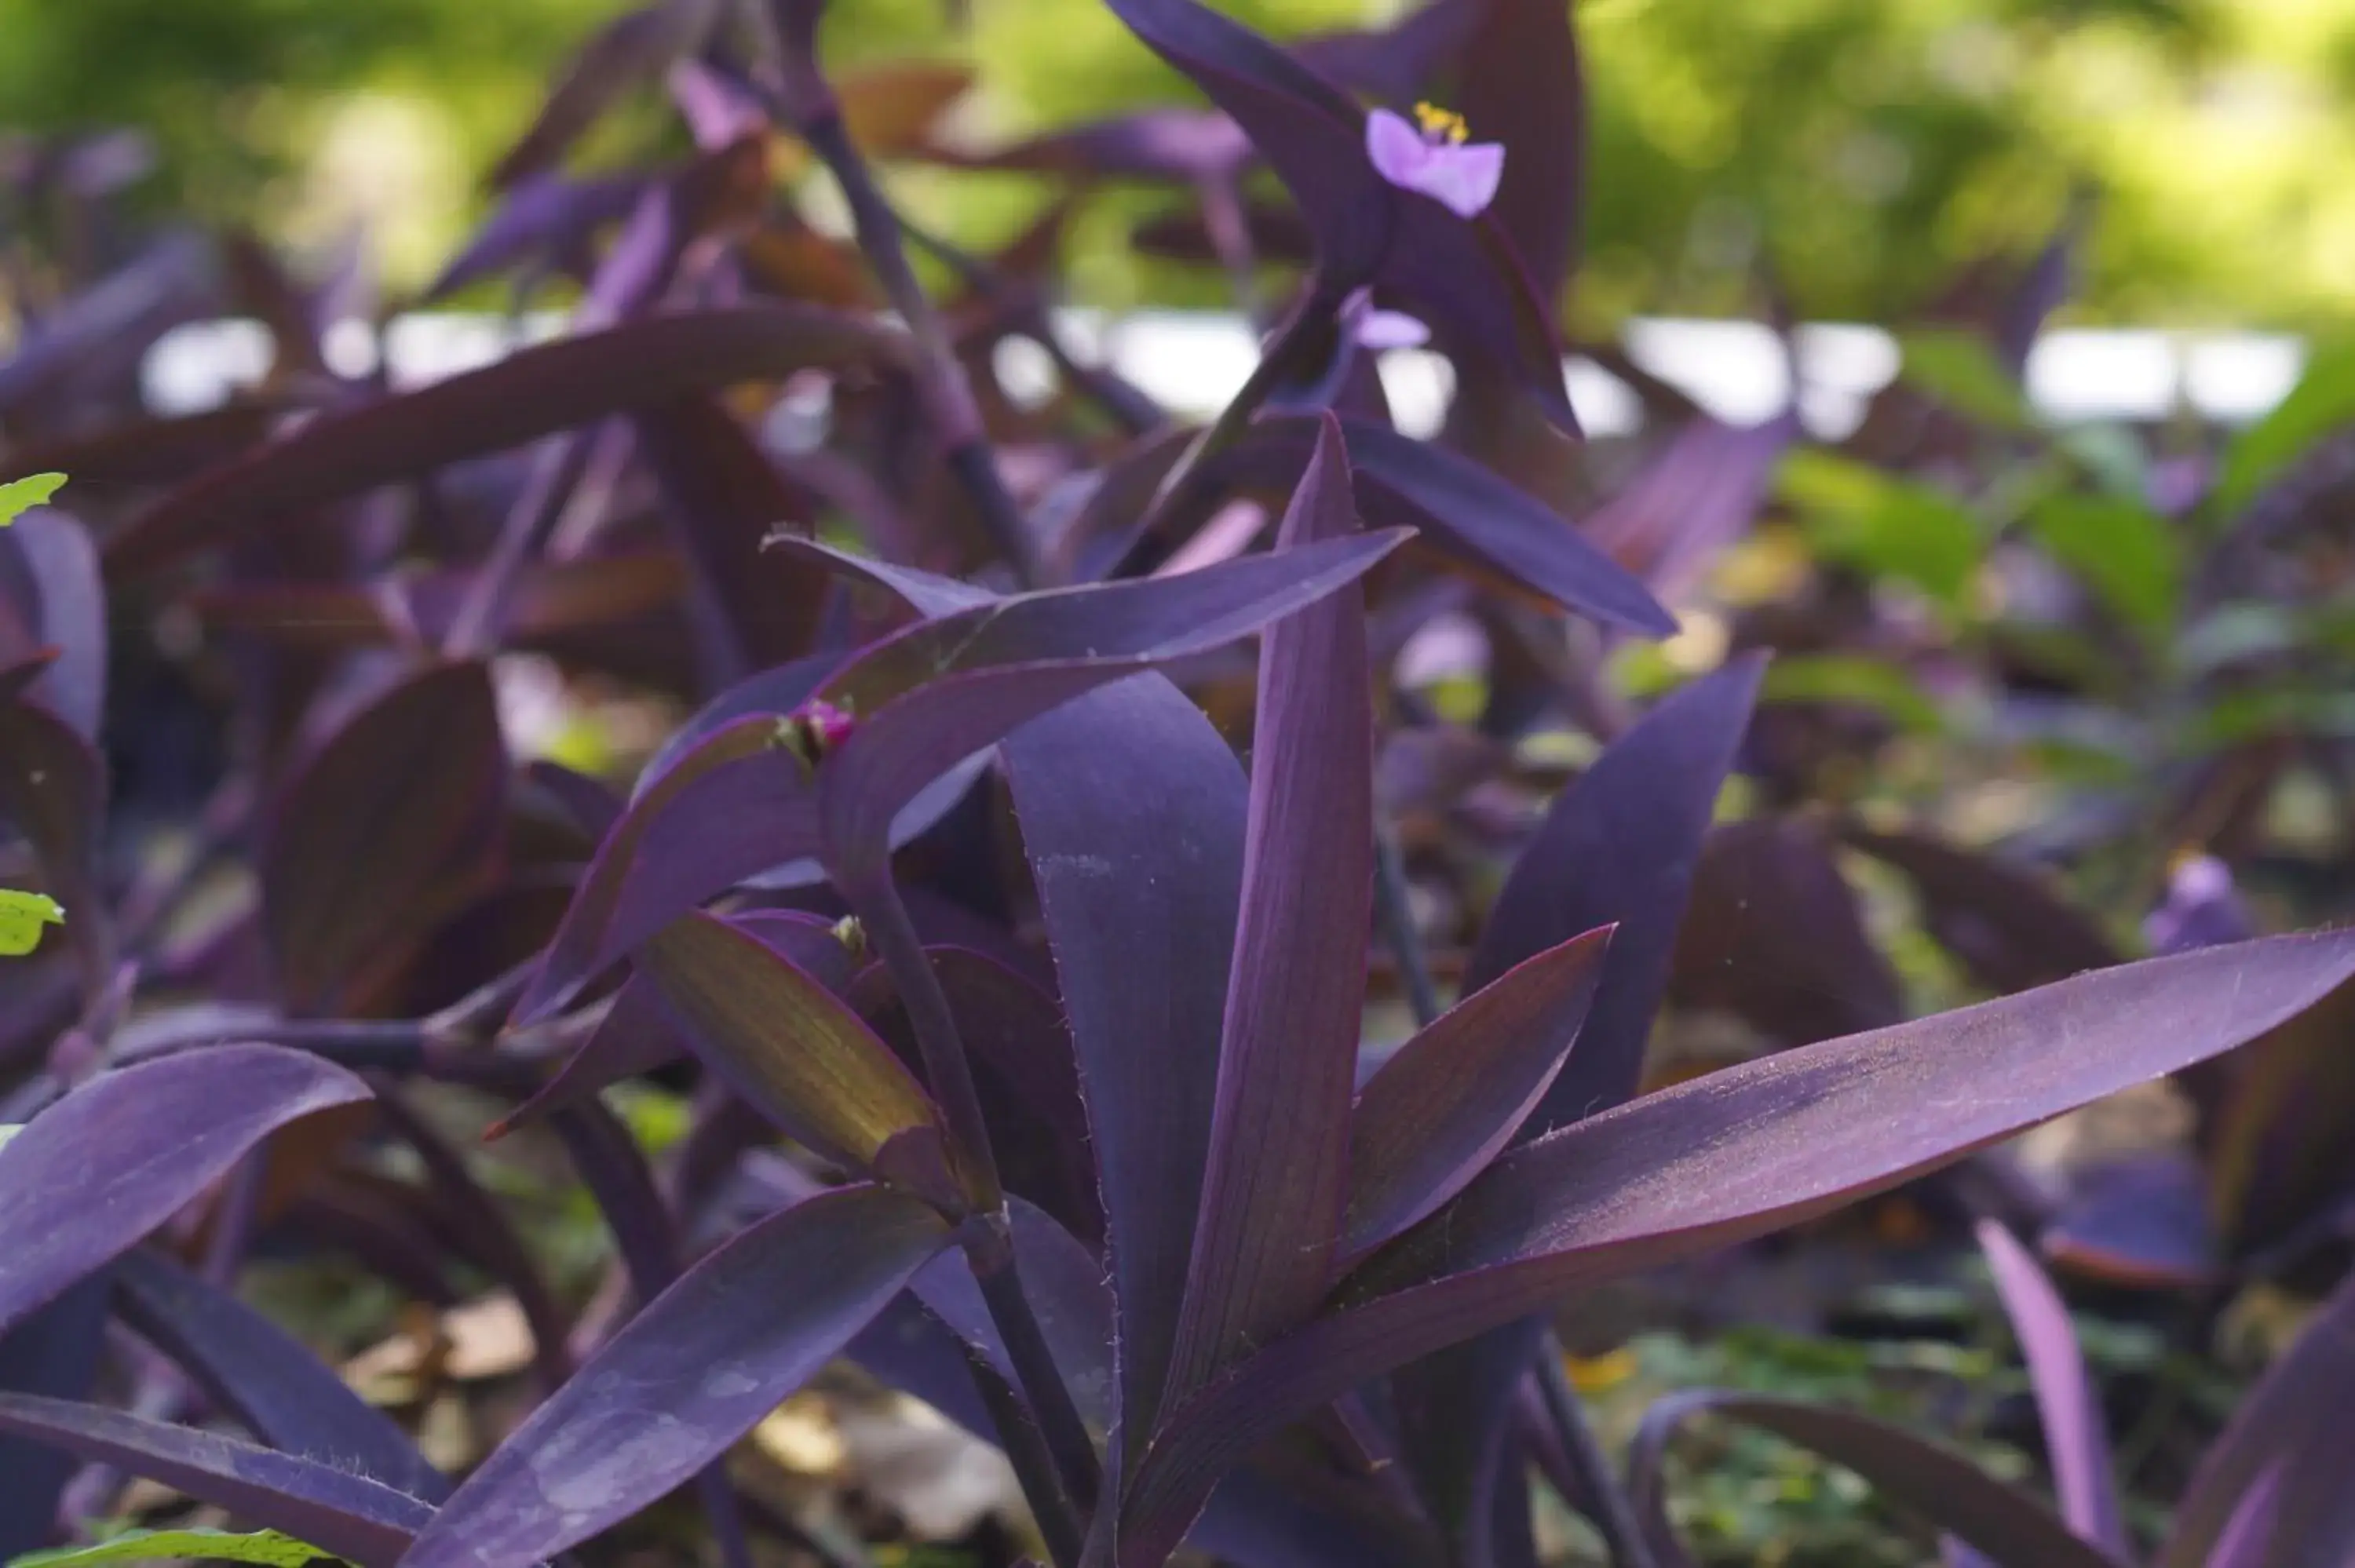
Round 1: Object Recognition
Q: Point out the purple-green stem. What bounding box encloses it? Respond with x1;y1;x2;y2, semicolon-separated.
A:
846;868;1103;1556
1106;273;1351;580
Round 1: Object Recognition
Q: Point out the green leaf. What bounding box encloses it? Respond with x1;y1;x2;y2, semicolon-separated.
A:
2025;493;2181;640
0;891;64;956
1777;450;1985;608
9;1529;345;1568
2216;338;2355;516
0;473;65;527
1759;655;1948;735
1898;330;2031;431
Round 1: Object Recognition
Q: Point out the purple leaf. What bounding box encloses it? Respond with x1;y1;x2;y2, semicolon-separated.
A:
786;524;1409;873
400;1184;949;1568
0;1395;433;1568
513;717;820;1023
0;1046;370;1340
2203;1463;2284;1568
1294;0;1483;103
490;0;723;188
425;172;644;300
1469;656;1764;1134
108;305;904;576
1844;826;2121;994
1;508;105;739
2040;1152;2216;1289
1218;415;1675;636
1627;1393;2122;1568
262;661;506;1015
1001;676;1247;1449
633;396;833;674
1670;815;1902;1048
1118;932;2355;1561
1584;414;1801;604
1448;0;1583;303
937;108;1251;181
1974;1220;2124;1552
639;911;958;1200
1345;927;1612;1256
2159;1266;2355;1568
1169;418;1375;1399
112;1249;447;1501
0;1278;109;1558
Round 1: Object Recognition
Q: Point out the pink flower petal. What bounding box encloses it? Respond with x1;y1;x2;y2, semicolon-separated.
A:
1354;308;1431;351
1364;109;1431;191
1414;140;1506;220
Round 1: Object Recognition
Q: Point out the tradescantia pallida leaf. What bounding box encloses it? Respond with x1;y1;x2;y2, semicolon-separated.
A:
513;527;1407;1025
1111;930;2355;1563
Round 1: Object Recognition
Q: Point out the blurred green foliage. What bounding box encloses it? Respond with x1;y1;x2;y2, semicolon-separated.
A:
8;0;2355;326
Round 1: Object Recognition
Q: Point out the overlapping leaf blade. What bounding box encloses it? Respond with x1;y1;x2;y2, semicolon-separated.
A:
1168;418;1374;1399
637;910;955;1195
0;1396;433;1568
108;305;904;574
0;1047;371;1340
400;1185;949;1568
1974;1220;2124;1552
1345;927;1612;1256
1115;931;2355;1562
262;660;506;1014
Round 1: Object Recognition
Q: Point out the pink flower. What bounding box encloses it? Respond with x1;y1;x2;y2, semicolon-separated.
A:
1342;286;1429;351
1365;103;1505;221
795;698;858;749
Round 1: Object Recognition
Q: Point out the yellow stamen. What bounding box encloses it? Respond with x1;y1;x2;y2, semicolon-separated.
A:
1412;100;1470;144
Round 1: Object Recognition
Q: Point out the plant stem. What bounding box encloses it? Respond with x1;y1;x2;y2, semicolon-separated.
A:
1535;1342;1659;1568
1373;821;1440;1028
1106;274;1348;579
962;1340;1086;1568
739;8;1041;584
445;426;597;658
849;873;1104;1529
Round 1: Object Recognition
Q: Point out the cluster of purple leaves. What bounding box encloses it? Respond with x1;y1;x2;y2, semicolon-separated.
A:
2;1;2355;1566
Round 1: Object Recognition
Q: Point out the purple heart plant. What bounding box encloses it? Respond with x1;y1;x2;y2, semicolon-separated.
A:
2;2;2353;1568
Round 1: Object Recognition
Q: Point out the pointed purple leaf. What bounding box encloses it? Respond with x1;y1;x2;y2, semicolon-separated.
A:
792;525;1409;874
108;305;904;576
1118;932;2355;1561
263;660;506;1015
1002;676;1247;1449
1628;1393;2122;1568
1974;1220;2124;1553
2203;1464;2285;1568
401;1185;948;1568
2160;1266;2355;1568
1470;655;1764;1133
1345;927;1612;1257
0;1046;371;1340
490;0;722;188
1220;416;1673;636
2;508;105;740
425;172;644;301
113;1249;447;1501
0;1395;435;1567
513;717;820;1023
1168;418;1375;1398
1450;0;1583;301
